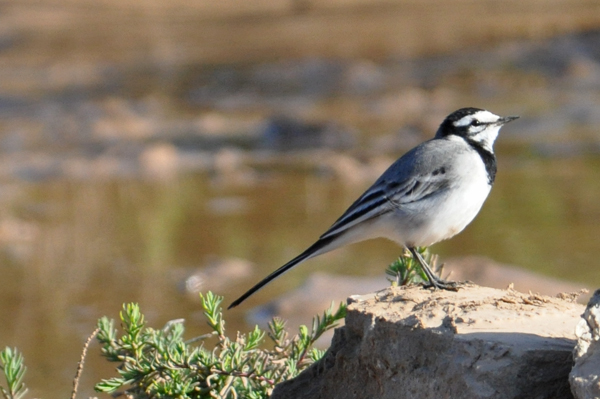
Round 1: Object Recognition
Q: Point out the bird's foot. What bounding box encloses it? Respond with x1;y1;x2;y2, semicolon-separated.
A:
423;278;463;291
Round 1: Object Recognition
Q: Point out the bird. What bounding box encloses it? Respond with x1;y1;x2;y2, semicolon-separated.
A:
228;107;519;309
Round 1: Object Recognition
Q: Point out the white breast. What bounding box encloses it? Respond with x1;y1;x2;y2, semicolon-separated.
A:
385;147;492;247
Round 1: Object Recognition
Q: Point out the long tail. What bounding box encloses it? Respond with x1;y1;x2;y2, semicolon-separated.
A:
227;234;338;309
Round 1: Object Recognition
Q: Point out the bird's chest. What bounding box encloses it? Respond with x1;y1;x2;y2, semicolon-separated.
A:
402;152;492;246
428;156;491;237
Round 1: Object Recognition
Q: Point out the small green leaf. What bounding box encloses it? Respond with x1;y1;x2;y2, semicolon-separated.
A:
0;347;27;399
94;377;125;393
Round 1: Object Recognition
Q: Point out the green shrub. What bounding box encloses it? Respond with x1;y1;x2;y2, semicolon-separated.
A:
386;247;442;286
94;292;346;398
0;348;27;399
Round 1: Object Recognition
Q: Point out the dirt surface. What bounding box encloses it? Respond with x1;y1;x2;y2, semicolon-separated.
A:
273;284;583;399
363;283;583;338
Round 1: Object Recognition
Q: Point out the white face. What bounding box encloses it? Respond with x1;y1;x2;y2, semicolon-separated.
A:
453;110;503;151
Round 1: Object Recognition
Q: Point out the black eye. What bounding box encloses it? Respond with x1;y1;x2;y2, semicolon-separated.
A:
470;120;482;127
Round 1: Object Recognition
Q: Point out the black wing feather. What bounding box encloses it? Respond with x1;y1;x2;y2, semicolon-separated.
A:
322;173;451;239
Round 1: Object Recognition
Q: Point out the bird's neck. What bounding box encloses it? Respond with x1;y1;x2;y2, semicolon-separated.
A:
464;138;497;185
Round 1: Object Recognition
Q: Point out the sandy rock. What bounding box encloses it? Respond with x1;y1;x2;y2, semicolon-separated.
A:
444;256;590;301
272;284;582;399
570;289;600;399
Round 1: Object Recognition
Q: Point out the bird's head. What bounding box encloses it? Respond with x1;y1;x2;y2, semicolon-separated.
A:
436;107;519;152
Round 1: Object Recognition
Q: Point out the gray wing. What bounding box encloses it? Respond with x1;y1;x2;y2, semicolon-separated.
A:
228;138;458;309
321;143;452;239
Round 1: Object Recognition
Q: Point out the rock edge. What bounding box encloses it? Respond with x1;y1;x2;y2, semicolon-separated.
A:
272;284;584;399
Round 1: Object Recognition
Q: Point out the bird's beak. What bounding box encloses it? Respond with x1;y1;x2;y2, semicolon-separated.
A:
497;115;519;125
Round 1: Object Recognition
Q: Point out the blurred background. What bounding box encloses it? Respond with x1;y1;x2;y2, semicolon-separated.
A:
2;0;600;396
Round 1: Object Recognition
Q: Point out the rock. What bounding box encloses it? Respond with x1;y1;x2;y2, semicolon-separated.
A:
178;257;255;295
140;142;179;181
211;148;257;187
343;60;387;95
444;256;590;301
570;289;600;399
260;116;357;151
272;284;582;399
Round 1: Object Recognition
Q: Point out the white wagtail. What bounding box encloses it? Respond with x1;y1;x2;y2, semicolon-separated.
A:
229;108;519;309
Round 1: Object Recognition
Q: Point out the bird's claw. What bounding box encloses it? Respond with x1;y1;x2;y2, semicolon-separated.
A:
423;279;463;291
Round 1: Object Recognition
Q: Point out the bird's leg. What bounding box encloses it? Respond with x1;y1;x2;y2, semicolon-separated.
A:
408;247;459;291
